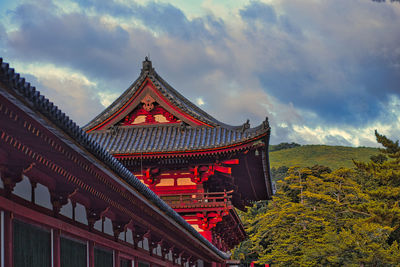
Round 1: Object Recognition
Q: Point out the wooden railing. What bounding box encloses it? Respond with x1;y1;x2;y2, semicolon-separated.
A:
159;190;233;209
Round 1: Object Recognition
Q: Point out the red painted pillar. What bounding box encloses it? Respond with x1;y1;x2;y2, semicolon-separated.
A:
88;241;94;267
114;250;120;267
4;211;12;267
134;256;139;267
53;229;60;267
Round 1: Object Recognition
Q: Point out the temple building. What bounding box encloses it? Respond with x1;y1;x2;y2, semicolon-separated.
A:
0;58;233;266
84;58;273;251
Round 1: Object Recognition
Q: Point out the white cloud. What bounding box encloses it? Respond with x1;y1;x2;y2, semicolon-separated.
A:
10;63;104;125
2;0;400;146
98;92;120;107
13;62;96;87
196;97;205;106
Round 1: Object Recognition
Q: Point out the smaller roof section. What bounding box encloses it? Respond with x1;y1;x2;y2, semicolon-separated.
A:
84;57;269;133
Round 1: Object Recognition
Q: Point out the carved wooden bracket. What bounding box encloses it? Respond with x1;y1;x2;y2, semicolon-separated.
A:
50;192;69;217
171;246;181;264
179;251;191;266
50;186;77;217
145;230;165;256
86;206;109;231
160;241;170;259
196;211;224;231
190;165;214;184
142;168;161;186
132;224;147;249
112;220;130;241
0;164;28;198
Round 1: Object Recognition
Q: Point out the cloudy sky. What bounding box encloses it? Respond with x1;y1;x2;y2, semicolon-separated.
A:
1;0;399;146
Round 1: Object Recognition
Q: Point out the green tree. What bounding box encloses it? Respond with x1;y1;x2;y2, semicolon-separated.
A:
271;166;289;182
270;142;301;152
232;201;268;263
353;131;400;249
252;167;371;266
235;132;400;266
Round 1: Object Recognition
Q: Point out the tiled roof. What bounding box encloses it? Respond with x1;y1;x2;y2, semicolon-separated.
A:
88;123;269;154
0;57;228;260
84;58;267;131
84;58;270;153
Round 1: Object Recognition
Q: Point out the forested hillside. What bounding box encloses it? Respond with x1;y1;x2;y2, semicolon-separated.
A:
269;144;378;169
269;144;379;182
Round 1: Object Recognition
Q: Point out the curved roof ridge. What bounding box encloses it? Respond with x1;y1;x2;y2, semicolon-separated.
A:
151;71;220;126
84;58;267;131
83;72;146;130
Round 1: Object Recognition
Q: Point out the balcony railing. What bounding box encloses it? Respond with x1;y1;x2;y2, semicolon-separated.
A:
159;190;233;209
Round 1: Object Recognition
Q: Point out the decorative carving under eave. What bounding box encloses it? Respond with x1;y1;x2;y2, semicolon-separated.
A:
142;167;161;187
179;251;191;265
141;94;155;112
160;240;171;258
112;220;130;241
0;163;30;198
50;185;77;217
196;211;226;231
190;165;214;184
132;224;147;249
50;192;69;217
145;230;164;256
86;206;109;231
121;96;181;126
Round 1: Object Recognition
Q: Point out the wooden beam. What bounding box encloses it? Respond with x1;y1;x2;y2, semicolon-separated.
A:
221;159;239;165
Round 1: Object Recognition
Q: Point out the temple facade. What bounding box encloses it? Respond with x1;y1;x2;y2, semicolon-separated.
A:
85;58;273;251
0;58;231;267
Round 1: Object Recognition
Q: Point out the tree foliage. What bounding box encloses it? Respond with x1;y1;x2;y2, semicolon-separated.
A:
270;142;301;152
270;145;378;170
233;132;400;266
271;166;289;182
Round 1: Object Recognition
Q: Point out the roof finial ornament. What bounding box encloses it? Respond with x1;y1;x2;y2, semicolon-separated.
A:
242;119;250;132
142;55;154;73
262;117;270;130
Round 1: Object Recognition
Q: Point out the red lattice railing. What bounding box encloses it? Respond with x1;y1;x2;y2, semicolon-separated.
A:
159;190;233;209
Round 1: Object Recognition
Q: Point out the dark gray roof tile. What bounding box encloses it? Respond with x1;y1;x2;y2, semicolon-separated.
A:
86;123;269;154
